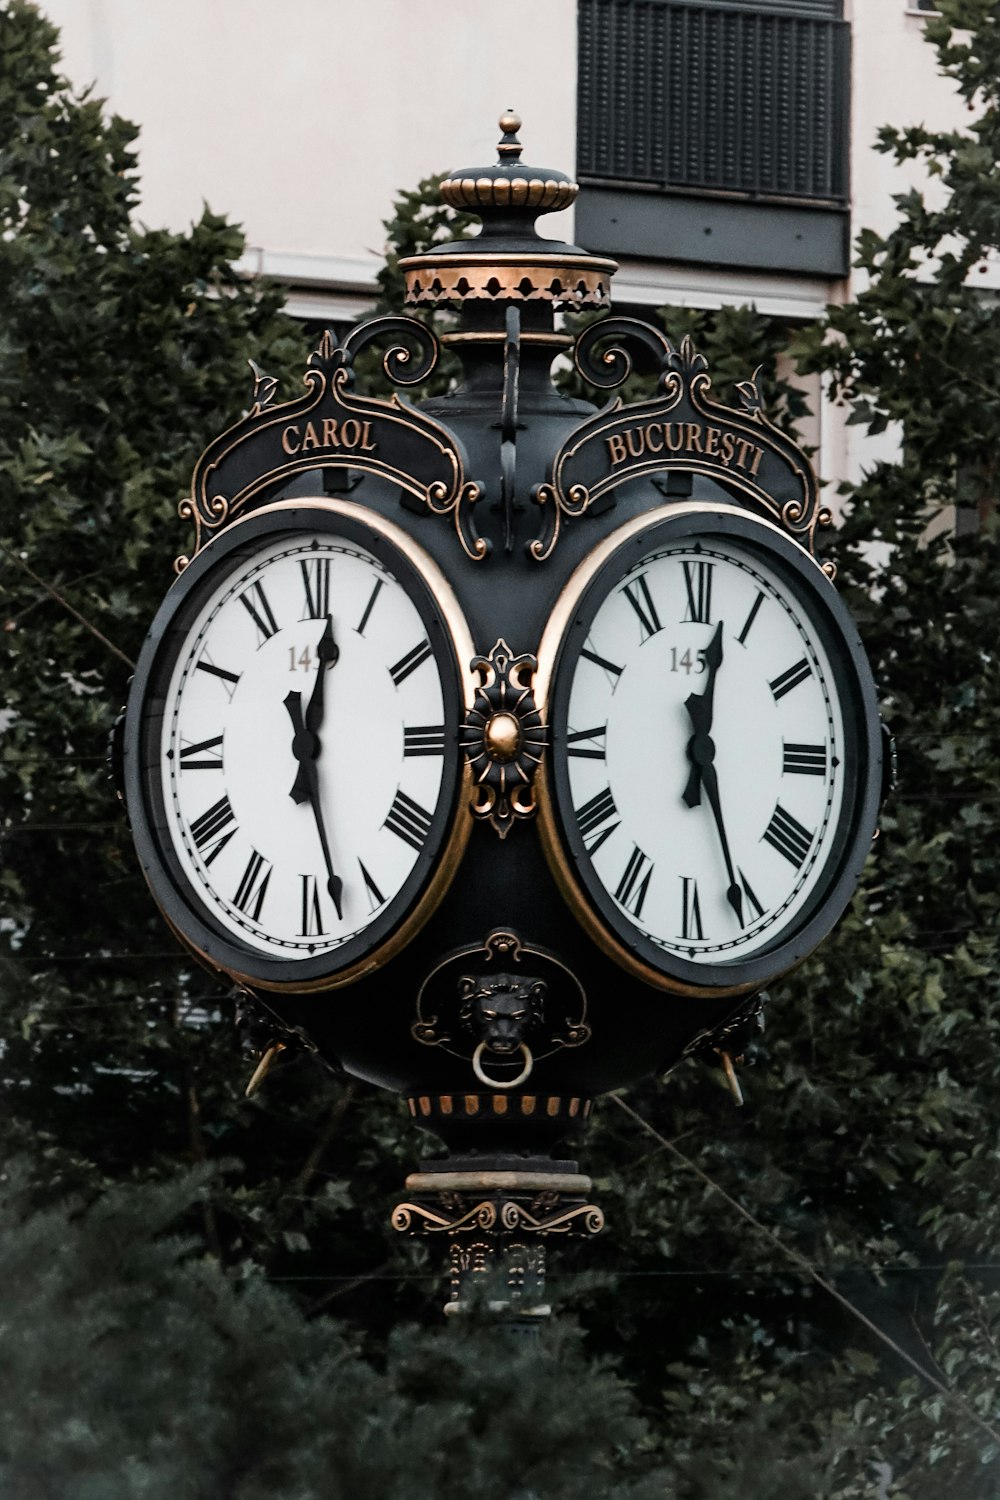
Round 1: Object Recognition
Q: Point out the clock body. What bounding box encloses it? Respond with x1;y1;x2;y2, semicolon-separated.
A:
122;499;474;993
536;503;882;999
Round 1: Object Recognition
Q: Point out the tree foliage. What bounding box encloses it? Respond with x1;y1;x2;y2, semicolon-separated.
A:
0;1168;672;1500
0;0;422;1320
2;0;1000;1493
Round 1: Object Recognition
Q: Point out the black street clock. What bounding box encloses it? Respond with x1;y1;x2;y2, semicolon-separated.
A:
536;504;883;998
114;116;890;1316
123;499;474;993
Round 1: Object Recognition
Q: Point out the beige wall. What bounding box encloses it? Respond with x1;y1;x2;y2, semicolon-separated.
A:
848;1;966;243
40;0;980;497
42;0;578;299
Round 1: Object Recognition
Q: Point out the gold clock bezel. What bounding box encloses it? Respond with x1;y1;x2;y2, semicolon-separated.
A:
535;502;879;1000
129;496;477;995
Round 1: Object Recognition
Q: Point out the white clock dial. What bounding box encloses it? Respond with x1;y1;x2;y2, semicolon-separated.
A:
160;528;452;961
539;504;882;997
563;533;845;963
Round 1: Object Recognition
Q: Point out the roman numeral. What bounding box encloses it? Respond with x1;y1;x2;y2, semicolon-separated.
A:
574;787;620;854
358;859;386;912
621;573;663;641
178;733;223;771
680;876;705;941
736;589;765;645
232;849;272;921
770;658;812;701
189;795;237;866
389;639;432;687
682;560;713;623
762;803;814;868
239;581;279;644
783;742;827;776
580;640;624;689
299;874;326;936
356;578;384;636
737;867;766;921
300;557;331;619
616;845;653;918
384;789;433;851
566;725;607;760
196;655;240;697
403;725;446;757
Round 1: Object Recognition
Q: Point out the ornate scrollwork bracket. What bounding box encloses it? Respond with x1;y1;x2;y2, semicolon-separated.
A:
392;1166;604;1319
391;1196;605;1237
460;639;547;839
176;323;487;571
572;315;675;389
530;329;829;565
681;991;768;1108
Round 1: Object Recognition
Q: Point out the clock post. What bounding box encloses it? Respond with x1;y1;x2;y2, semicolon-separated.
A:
115;115;885;1323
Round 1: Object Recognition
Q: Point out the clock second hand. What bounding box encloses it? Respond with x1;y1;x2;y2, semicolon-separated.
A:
284;619;344;920
681;621;744;926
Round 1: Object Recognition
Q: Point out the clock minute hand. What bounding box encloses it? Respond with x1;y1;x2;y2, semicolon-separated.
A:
682;620;724;808
284;688;344;921
700;759;744;927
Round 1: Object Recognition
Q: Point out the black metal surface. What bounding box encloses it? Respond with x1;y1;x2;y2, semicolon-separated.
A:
120;130;881;1156
574;185;849;278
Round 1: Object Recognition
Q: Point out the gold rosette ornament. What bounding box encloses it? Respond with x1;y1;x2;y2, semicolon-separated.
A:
460;640;548;839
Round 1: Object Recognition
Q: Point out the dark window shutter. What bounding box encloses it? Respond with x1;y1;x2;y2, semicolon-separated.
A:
578;0;849;204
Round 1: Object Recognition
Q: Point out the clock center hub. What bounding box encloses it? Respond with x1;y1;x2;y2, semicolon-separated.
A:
687;731;716;767
485;711;522;763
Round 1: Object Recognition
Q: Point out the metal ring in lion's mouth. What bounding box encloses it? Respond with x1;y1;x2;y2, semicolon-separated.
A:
472;1040;533;1089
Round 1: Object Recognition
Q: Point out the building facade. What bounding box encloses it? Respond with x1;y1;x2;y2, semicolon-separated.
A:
42;0;978;496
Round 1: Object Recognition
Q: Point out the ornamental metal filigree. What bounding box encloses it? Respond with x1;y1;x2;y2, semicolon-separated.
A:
411;928;590;1080
391;1198;605;1236
530;328;829;565
460;639;547;838
681;990;767;1064
176;323;486;571
391;1171;604;1319
680;991;767;1106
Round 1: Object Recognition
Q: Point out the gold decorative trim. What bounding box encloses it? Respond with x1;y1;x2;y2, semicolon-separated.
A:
440;176;579;212
155;497;478;996
441;330;573;349
404;1170;592;1194
461;640;548;838
533;503;822;1001
405;1093;591;1119
391;1199;604;1236
401;253;617;309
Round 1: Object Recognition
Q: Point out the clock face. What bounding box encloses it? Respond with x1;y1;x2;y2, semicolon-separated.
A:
538;505;881;996
126;501;472;990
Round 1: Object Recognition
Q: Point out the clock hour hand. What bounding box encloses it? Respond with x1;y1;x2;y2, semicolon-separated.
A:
682;620;724;807
290;615;339;805
679;619;743;923
284;687;344;921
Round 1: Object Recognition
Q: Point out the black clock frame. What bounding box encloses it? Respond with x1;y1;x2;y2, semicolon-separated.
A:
123;498;474;993
536;503;883;999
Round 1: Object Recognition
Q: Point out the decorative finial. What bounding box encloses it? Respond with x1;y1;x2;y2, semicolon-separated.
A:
406;114;611;310
498;110;523;160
